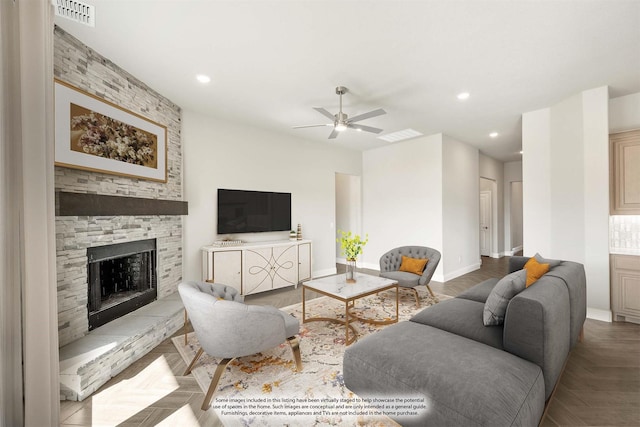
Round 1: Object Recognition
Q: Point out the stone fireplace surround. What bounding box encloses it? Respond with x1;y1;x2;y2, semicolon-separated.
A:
57;192;188;401
54;26;186;400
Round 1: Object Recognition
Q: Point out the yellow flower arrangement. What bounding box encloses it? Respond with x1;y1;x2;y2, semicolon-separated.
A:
337;230;369;261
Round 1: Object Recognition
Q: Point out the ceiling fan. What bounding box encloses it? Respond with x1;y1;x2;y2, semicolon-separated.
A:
293;86;386;139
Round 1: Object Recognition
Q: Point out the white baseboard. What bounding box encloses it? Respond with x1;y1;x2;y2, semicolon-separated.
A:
490;252;505;259
442;262;481;282
587;307;612;323
336;258;380;272
432;272;445;283
313;267;337;279
359;261;380;271
336;259;480;284
505;245;523;256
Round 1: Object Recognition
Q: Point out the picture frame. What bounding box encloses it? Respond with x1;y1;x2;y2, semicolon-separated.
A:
54;79;167;182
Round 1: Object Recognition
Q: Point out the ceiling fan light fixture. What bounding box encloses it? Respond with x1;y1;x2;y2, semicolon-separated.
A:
294;86;386;139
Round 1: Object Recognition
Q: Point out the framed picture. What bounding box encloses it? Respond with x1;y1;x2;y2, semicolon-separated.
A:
54;79;167;182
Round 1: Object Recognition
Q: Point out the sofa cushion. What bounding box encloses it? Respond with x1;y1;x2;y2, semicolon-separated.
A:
503;276;570;399
343;321;545;427
483;269;527;326
534;252;563;268
543;261;586;348
411;298;503;349
398;255;428;275
379;270;420;287
524;257;550;287
456;277;499;303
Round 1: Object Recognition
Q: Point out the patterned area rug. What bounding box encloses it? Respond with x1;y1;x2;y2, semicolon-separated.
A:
172;287;447;426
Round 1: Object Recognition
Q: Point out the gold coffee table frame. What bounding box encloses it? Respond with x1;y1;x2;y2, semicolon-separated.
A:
302;273;399;345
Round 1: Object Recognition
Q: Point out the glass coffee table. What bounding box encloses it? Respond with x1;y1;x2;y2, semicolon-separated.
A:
302;272;399;345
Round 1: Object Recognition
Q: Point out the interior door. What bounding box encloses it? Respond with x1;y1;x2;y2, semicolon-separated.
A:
480;191;492;256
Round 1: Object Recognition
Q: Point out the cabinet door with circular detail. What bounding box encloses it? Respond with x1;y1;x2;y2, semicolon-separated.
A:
271;244;298;289
243;245;298;294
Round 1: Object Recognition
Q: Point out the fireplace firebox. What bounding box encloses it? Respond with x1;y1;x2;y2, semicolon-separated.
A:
87;239;157;330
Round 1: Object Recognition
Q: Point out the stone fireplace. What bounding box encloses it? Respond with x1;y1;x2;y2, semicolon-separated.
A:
87;239;157;330
55;26;187;400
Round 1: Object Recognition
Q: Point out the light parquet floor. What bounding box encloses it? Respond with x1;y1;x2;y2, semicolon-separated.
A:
60;257;640;426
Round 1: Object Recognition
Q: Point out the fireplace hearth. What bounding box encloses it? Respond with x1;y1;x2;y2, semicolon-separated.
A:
87;239;157;330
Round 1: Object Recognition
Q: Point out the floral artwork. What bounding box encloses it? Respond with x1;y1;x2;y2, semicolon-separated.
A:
70;104;158;168
54;80;167;182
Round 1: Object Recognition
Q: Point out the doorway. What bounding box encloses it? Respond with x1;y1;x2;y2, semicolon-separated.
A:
510;181;523;254
335;173;362;262
480;177;497;257
480;190;492;256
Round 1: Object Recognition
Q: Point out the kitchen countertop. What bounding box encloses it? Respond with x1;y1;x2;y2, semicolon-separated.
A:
610;249;640;256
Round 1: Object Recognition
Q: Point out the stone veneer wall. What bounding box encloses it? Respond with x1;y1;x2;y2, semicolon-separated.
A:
54;26;184;347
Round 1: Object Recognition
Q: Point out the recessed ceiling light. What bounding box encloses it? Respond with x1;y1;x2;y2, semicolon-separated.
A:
457;92;470;100
489;132;499;138
378;128;423;143
196;74;211;84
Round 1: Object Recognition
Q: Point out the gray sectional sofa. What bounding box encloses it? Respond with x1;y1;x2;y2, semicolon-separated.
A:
343;256;586;426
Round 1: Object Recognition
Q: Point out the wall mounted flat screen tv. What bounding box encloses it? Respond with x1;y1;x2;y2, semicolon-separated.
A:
217;189;291;234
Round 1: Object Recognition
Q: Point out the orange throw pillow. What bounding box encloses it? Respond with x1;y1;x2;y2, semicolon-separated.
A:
524;257;550;287
399;255;429;275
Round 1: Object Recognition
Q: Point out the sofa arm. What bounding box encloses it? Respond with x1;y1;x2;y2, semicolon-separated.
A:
503;278;570;399
508;256;529;273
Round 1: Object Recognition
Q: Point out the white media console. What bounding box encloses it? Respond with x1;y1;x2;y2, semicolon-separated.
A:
201;239;312;295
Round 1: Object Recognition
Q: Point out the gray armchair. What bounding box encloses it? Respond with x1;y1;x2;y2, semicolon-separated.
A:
178;281;302;410
379;246;441;307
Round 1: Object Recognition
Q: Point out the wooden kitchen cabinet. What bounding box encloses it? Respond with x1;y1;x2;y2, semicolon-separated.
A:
610;130;640;215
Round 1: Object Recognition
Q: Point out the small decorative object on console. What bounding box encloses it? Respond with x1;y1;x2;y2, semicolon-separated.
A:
297;224;302;240
212;240;243;247
289;230;298;241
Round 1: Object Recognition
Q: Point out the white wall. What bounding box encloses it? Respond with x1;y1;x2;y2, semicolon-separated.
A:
549;93;584;261
182;110;362;281
522;108;552;255
1;1;59;424
610;92;640;132
362;134;444;279
479;153;505;257
522;86;610;321
509;181;524;251
504;161;523;253
335;173;362;261
442;135;480;280
582;87;611;321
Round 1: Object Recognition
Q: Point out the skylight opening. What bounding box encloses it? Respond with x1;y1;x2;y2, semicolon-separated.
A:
378;129;423;143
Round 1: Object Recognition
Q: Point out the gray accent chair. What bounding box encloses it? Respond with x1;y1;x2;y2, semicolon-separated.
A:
178;281;303;410
378;246;441;307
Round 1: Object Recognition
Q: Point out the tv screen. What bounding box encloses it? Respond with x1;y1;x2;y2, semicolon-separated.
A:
217;189;291;234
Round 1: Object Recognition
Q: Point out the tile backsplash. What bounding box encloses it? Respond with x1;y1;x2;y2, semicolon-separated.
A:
610;215;640;255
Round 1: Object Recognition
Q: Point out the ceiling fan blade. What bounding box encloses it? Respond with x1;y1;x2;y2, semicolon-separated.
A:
348;123;383;134
328;128;339;139
292;124;331;129
348;108;386;123
313;107;336;120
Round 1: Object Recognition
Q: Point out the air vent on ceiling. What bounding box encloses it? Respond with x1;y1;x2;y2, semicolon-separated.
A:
377;128;424;143
54;0;95;27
